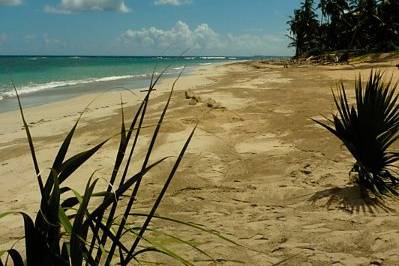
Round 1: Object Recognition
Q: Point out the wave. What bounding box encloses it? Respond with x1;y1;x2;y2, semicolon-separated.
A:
0;74;151;99
200;56;226;60
28;57;47;61
172;66;185;70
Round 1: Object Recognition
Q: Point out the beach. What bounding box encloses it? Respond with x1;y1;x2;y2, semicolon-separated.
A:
2;56;399;265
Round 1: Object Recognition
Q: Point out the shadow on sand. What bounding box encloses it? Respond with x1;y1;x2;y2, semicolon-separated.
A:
309;185;395;214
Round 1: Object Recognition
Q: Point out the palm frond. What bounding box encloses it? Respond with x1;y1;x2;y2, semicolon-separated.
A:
315;71;399;196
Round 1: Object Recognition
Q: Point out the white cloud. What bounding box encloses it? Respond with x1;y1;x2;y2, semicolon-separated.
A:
0;0;22;6
120;21;286;55
154;0;191;6
44;5;73;14
43;34;63;46
44;0;130;14
121;21;222;51
0;34;8;46
24;34;37;42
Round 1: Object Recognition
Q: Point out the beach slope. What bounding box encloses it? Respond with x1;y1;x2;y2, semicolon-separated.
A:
1;58;399;265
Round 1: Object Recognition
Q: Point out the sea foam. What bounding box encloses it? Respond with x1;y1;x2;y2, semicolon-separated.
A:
0;74;149;99
200;56;226;60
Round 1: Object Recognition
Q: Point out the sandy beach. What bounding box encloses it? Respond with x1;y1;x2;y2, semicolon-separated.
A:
2;56;399;265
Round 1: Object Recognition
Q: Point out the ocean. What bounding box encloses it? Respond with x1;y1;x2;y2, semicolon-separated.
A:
0;55;284;112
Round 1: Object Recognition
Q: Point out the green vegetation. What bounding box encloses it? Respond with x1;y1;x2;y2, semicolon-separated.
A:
0;71;232;265
288;0;399;57
315;71;399;197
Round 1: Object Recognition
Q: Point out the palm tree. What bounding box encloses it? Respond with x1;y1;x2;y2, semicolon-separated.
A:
350;0;380;50
318;0;352;50
377;0;399;50
287;0;399;55
319;0;350;22
287;0;320;57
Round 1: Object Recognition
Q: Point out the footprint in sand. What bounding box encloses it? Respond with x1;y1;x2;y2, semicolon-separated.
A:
235;134;295;155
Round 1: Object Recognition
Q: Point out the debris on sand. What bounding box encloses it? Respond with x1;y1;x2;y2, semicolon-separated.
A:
185;89;202;105
205;98;224;109
185;89;196;99
189;98;198;105
185;89;224;109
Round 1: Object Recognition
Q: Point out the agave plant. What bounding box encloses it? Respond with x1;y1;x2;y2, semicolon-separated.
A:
314;71;399;197
0;69;238;265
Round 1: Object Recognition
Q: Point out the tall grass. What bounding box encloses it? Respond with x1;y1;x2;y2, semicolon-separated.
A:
314;71;399;197
0;69;229;265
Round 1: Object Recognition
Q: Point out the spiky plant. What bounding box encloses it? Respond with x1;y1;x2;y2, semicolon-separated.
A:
314;71;399;197
0;69;240;265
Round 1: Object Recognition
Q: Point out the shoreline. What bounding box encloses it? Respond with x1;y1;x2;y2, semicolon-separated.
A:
0;61;229;156
2;57;399;264
0;61;229;113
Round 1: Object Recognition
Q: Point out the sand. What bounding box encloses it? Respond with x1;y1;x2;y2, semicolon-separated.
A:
1;57;399;265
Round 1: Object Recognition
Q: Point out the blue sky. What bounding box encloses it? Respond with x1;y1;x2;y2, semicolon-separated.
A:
0;0;302;56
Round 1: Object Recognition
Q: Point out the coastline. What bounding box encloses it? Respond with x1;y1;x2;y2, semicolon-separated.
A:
2;57;399;264
0;60;230;113
0;62;228;143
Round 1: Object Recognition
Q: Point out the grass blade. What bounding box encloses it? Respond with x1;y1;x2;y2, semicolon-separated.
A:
124;125;196;263
7;249;24;266
70;178;98;266
13;85;44;196
58;139;108;184
109;69;187;265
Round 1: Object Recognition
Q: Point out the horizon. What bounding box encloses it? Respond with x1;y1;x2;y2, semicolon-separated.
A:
0;54;290;57
0;0;300;56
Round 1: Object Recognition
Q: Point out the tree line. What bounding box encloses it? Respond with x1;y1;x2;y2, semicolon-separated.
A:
288;0;399;57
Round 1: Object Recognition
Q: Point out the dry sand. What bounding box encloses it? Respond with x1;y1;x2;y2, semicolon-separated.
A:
1;57;399;265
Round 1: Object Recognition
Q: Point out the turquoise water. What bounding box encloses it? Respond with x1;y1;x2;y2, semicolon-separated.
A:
0;56;241;112
0;55;285;112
